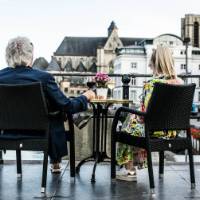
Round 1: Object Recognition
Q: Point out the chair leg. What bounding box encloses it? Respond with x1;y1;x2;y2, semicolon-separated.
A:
111;135;116;179
159;151;164;178
0;150;4;164
188;145;195;188
16;149;22;177
187;129;195;189
146;147;155;191
70;135;75;178
188;148;195;189
41;151;48;193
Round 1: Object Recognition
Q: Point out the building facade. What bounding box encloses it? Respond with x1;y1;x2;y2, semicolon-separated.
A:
113;34;200;104
33;15;200;99
53;21;152;74
181;14;200;47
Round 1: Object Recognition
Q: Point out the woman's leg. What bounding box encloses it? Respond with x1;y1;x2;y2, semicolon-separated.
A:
116;144;136;181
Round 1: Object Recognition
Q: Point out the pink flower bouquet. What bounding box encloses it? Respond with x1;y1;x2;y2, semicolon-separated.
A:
93;72;111;88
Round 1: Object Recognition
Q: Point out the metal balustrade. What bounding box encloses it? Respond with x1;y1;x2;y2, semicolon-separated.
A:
1;73;200;162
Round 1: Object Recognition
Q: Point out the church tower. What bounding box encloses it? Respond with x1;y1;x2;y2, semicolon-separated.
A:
181;14;200;47
107;21;118;37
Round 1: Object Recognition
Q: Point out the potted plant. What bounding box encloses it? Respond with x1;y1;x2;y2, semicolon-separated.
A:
93;72;111;99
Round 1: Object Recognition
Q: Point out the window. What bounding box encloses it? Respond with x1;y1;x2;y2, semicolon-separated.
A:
169;41;173;45
183;78;187;84
130;90;137;101
198;92;200;101
58;57;62;66
199;78;200;87
118;91;121;99
113;90;117;99
130;62;137;69
115;64;121;71
180;50;185;55
199;64;200;70
194;22;199;47
131;78;137;85
192;50;200;55
181;64;186;70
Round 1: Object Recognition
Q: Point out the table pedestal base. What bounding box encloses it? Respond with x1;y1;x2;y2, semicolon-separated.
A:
76;152;110;182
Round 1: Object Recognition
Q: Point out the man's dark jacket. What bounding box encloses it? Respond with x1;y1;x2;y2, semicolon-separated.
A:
0;65;88;160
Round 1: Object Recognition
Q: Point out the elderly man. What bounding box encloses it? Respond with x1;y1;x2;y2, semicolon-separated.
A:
0;36;95;172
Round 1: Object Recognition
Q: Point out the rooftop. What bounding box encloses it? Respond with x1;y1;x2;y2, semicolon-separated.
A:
54;37;152;56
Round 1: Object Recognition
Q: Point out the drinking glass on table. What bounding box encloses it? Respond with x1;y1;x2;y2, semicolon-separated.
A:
107;81;115;99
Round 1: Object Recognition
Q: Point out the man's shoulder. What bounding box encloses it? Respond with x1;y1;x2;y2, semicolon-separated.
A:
0;67;54;83
0;67;13;76
0;67;11;72
30;68;53;79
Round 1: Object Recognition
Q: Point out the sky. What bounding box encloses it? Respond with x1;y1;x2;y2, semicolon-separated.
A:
0;0;200;67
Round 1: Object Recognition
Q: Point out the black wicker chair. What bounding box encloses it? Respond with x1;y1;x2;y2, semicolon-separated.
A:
0;83;76;191
0;83;49;193
111;82;196;194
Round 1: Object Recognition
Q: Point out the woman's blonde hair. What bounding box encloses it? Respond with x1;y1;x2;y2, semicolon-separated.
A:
150;45;176;79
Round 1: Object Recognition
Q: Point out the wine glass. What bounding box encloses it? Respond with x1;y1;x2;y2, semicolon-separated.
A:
87;81;96;89
107;81;115;99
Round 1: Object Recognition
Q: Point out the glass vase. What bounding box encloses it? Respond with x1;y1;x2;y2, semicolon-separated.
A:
96;88;108;99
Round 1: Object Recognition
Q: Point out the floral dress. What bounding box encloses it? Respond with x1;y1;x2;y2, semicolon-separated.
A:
116;77;178;167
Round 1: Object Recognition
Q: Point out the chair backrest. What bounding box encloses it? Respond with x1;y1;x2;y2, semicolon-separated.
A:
0;83;49;131
145;82;196;131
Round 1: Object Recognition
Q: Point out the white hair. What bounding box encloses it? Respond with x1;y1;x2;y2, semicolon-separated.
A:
5;36;33;68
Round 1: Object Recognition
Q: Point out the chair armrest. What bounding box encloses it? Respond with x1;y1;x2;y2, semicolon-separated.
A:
115;106;146;118
48;111;61;117
111;106;146;134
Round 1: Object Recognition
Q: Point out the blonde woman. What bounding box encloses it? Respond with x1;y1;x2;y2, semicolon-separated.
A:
116;45;183;181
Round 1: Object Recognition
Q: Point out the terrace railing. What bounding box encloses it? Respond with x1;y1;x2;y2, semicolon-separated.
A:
50;72;200;104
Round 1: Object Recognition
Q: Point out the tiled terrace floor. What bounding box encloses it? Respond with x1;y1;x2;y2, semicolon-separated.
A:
1;158;200;200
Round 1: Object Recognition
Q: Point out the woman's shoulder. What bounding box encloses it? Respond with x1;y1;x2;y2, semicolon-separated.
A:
143;77;164;91
144;77;165;86
146;76;184;85
166;77;184;85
